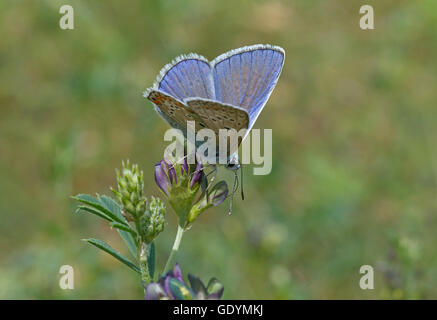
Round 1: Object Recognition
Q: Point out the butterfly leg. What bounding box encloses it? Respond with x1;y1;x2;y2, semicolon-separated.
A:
228;170;240;215
205;164;218;187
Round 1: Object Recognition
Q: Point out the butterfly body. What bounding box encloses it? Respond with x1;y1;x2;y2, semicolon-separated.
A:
144;44;285;169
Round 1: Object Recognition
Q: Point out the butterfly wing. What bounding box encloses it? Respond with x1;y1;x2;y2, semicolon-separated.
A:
146;89;199;132
185;98;249;159
149;54;215;101
211;44;285;129
144;45;284;162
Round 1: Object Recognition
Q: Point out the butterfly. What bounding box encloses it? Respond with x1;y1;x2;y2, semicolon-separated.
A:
144;44;285;168
144;45;285;208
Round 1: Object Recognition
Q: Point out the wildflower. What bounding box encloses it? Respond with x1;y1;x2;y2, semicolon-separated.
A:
187;181;228;224
155;154;229;274
145;264;224;300
154;155;204;225
111;160;167;284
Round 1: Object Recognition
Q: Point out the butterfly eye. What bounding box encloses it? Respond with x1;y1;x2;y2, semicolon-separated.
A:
225;162;240;171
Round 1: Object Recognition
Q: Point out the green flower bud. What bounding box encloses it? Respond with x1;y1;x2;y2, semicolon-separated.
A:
186;181;228;224
111;160;146;219
140;196;166;244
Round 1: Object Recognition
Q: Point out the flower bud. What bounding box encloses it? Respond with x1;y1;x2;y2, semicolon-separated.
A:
154;160;170;196
207;181;228;207
111;160;146;219
187;181;229;224
140;196;166;244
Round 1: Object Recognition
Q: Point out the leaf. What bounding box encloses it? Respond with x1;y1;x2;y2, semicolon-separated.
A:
110;222;136;235
76;205;112;222
169;278;193;300
72;194;128;226
83;238;140;274
119;230;138;261
96;195;139;260
97;195;127;224
74;194;138;260
147;242;155;280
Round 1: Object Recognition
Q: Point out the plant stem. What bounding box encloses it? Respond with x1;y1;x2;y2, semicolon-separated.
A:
163;224;185;274
139;242;150;285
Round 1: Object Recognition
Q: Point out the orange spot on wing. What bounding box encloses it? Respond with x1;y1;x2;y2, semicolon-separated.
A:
154;95;165;104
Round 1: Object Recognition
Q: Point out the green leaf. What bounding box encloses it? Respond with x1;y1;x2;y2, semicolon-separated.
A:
73;194;138;260
76;205;112;222
97;195;139;260
97;195;127;224
169;278;193;300
83;238;140;274
147;242;155;280
119;230;138;261
72;194;128;226
110;222;137;235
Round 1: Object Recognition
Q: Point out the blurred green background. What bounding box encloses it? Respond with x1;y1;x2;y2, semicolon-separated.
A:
1;0;436;299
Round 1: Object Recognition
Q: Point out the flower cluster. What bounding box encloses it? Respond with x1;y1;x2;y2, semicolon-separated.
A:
112;160;165;244
139;196;166;244
155;154;228;227
145;264;224;300
73;156;228;298
111;160;147;220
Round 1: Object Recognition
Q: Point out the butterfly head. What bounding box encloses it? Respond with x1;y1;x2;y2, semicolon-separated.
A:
225;153;240;171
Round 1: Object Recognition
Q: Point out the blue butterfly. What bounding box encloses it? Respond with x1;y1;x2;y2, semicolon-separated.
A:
144;44;285;171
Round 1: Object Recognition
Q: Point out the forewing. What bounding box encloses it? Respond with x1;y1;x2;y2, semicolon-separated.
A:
151;54;215;101
212;45;285;127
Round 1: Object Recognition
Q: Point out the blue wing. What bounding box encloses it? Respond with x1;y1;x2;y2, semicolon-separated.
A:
152;53;215;101
211;45;285;128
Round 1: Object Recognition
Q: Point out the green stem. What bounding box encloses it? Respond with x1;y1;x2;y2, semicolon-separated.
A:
163;224;185;274
139;242;150;285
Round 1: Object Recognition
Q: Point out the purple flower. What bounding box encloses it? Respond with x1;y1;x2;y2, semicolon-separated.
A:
186;180;229;224
144;263;224;300
154;157;204;197
154;156;208;225
181;157;189;176
190;161;203;189
208;181;228;207
154;160;170;196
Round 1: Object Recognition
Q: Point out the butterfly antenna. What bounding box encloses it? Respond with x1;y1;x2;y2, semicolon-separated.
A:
228;171;239;215
240;165;245;200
